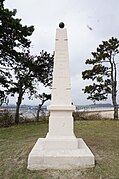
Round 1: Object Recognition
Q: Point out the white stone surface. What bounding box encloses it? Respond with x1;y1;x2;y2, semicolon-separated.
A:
50;28;72;106
27;138;95;170
27;25;95;170
47;28;76;140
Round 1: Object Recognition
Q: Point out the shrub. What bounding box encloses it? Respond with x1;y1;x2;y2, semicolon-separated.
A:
0;111;15;127
73;111;102;120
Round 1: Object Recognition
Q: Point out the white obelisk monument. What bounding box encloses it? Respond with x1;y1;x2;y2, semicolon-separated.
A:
27;22;95;169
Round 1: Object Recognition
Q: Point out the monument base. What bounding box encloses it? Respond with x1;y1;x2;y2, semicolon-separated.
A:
27;138;95;170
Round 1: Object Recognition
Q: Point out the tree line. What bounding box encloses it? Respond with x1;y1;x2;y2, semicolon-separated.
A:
0;0;54;124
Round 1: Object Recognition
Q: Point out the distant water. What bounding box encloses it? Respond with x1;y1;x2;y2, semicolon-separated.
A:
1;105;116;119
2;107;48;118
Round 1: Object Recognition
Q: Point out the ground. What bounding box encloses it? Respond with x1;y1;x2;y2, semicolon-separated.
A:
0;120;119;179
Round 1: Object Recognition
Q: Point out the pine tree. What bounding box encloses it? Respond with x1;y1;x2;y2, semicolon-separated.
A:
82;37;119;119
0;0;34;105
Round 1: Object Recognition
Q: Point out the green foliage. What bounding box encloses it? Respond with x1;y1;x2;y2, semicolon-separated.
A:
0;0;34;105
7;51;53;124
35;93;51;102
82;37;119;100
82;37;119;118
8;50;54;99
32;50;54;87
0;1;54;123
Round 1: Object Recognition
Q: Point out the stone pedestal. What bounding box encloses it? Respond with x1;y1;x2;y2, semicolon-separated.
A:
27;24;95;170
27;138;94;169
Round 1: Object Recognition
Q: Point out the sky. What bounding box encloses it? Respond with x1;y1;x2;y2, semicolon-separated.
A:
4;0;119;106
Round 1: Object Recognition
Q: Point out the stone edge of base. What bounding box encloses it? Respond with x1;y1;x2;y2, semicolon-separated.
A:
27;138;95;170
48;105;75;111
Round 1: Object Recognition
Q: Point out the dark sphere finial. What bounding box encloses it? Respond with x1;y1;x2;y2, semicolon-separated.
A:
59;22;65;28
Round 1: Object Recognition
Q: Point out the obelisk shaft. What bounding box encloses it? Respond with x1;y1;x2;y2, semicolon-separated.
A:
48;27;75;138
51;28;71;106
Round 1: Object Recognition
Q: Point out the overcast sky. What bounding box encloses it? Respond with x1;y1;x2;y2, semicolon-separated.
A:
4;0;119;105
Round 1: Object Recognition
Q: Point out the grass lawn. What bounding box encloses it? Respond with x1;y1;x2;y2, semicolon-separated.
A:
0;120;119;179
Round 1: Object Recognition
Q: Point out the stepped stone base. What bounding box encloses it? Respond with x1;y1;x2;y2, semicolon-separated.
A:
27;138;95;170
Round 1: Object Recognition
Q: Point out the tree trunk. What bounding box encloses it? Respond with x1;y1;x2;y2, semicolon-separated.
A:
36;104;42;122
15;92;23;124
111;58;118;119
114;104;118;119
36;94;51;122
15;103;20;124
36;99;47;121
112;81;118;119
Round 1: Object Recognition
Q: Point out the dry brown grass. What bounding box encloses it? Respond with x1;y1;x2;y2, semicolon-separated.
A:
0;120;119;178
